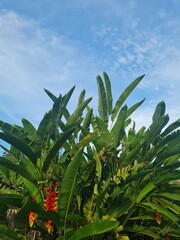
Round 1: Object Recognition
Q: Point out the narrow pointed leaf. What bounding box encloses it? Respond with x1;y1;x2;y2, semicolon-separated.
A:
44;88;57;102
112;74;145;121
126;98;145;119
61;86;75;107
50;95;62;140
97;75;108;123
78;89;86;106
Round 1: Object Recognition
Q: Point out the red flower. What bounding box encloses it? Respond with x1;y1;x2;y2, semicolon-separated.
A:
46;220;53;233
166;235;170;240
155;212;162;225
44;182;58;233
29;211;35;228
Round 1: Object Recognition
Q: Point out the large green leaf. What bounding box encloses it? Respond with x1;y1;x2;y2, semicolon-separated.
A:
111;105;127;148
65;98;92;127
43;127;76;172
23;178;42;204
154;136;180;165
152;101;166;121
112;74;145;121
58;148;83;218
61;86;75;108
140;202;179;223
136;182;155;203
97;75;108;123
78;89;86;106
81;108;93;136
22;118;36;137
160;119;180;138
0;132;37;164
50;95;62;140
0;157;36;184
68;220;119;240
35;111;51;156
103;72;113;115
143;114;169;152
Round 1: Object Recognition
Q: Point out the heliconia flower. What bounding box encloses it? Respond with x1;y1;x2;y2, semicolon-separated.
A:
44;182;58;233
29;211;35;228
44;183;58;212
155;212;162;224
46;220;53;233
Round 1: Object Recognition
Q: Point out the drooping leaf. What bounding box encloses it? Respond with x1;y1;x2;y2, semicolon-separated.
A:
0;157;36;184
140;202;179;223
0;132;37;164
68;220;119;240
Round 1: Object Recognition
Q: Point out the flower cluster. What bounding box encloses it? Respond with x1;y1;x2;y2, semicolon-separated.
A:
44;182;58;233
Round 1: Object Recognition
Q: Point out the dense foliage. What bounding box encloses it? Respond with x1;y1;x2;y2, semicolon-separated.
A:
0;73;179;240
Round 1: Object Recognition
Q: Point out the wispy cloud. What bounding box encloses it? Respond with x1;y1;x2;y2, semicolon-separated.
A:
0;10;100;125
0;0;179;132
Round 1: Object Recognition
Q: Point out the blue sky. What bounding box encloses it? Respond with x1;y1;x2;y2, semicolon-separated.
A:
0;0;180;133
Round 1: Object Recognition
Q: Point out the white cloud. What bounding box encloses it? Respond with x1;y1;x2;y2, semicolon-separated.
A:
0;11;100;125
